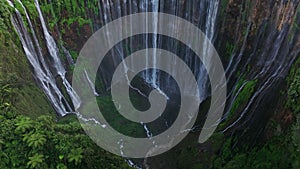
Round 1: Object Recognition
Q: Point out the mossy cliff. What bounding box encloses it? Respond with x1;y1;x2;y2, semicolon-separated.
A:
0;0;53;117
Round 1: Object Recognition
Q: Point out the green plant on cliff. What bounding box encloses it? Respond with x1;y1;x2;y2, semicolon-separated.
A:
212;57;300;169
225;42;235;59
39;0;95;31
23;0;39;18
227;79;257;120
0;0;13;34
213;122;299;169
287;58;300;114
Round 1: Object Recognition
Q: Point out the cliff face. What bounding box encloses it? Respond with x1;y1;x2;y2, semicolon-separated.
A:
0;0;53;117
217;0;300;137
0;0;299;168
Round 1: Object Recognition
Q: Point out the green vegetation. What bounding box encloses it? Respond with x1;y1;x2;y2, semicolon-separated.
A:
228;79;257;119
23;0;39;18
217;77;258;128
39;0;95;31
194;58;299;169
0;10;54;117
210;58;300;169
289;5;300;42
220;0;229;18
0;79;132;169
0;0;13;35
96;95;146;137
225;42;235;60
287;58;300;114
60;17;91;30
212;135;298;169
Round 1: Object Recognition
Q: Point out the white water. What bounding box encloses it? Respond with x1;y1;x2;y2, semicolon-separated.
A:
10;0;220;146
8;0;82;115
84;69;100;96
150;0;159;87
141;122;153;138
61;46;75;65
198;0;220;101
9;0;71;116
223;23;297;132
35;0;81;110
90;0;221;160
126;159;143;169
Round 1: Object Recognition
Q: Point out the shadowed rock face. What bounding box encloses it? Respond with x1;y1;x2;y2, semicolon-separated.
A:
88;0;300;136
9;0;300;137
219;0;300;135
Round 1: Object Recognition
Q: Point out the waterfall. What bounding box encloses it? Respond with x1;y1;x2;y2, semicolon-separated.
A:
97;0;220;101
126;160;143;169
84;69;100;96
61;45;75;65
8;0;82;116
9;0;71;116
141;122;153;138
150;0;159;88
223;24;298;132
4;0;257;138
34;0;81;110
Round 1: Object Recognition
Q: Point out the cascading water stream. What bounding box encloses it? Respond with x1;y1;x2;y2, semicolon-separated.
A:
199;0;219;101
223;10;300;133
34;0;81;110
84;69;100;96
149;0;159;88
8;0;71;116
61;45;75;65
8;0;110;131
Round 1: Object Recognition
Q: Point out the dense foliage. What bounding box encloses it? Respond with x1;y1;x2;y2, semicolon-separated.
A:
210;58;300;169
0;77;132;169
